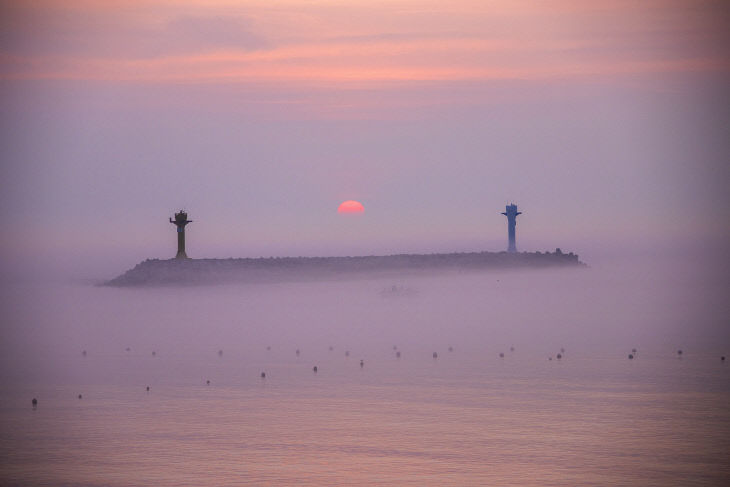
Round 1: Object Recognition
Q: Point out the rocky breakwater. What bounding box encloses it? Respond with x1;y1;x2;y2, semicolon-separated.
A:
105;249;585;287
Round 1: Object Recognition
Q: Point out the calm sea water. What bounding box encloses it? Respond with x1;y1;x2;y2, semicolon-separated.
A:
1;260;729;485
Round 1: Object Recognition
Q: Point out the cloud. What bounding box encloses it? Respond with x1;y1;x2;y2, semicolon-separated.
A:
0;6;267;59
0;1;728;89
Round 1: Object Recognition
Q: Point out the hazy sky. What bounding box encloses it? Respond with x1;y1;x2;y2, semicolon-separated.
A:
1;0;728;277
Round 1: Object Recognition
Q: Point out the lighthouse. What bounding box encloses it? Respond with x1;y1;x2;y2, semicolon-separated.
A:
501;204;521;253
170;210;192;259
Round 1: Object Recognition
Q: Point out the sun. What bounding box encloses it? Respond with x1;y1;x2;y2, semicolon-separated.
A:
338;200;365;214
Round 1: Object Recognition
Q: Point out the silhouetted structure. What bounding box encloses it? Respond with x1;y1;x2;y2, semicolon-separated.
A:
107;250;585;287
170;210;192;259
502;203;521;253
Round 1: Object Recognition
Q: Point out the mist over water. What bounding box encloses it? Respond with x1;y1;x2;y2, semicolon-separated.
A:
1;250;728;485
2;251;727;384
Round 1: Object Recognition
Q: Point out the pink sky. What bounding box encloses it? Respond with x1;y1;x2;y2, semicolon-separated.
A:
1;0;728;276
3;1;727;85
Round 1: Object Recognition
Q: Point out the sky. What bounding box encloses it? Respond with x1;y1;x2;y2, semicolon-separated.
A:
1;0;729;278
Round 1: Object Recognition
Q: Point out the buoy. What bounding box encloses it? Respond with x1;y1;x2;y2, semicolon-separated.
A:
393;345;397;350
78;394;82;399
560;347;565;353
266;346;271;351
499;352;504;358
510;346;515;352
721;356;726;362
261;372;266;379
206;380;210;385
548;357;552;361
152;351;156;356
218;350;223;357
329;346;333;351
448;346;453;352
632;348;637;353
433;352;438;359
556;353;562;360
313;366;318;373
146;386;150;392
345;350;350;357
32;398;37;407
126;347;131;352
677;349;683;356
82;350;87;357
360;360;364;368
628;354;634;359
296;349;300;356
396;351;401;358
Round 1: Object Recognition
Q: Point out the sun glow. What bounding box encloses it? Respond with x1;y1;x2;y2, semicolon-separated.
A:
337;200;365;214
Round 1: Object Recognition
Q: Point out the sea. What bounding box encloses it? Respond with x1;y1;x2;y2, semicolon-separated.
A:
1;255;728;486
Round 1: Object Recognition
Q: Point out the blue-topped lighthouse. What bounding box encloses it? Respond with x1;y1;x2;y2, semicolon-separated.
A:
170;210;192;259
501;204;521;253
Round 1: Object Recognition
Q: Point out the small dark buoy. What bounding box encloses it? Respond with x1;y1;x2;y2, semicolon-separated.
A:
266;346;271;351
499;352;504;358
556;353;562;360
152;351;156;356
78;394;82;399
510;346;515;352
632;348;637;353
261;372;266;379
329;346;333;351
433;352;438;359
628;354;634;360
677;349;683;356
126;347;131;352
218;350;223;357
206;380;210;385
32;398;37;407
345;350;350;357
313;366;318;373
721;356;725;362
82;350;87;357
146;386;150;392
560;347;565;354
296;349;300;356
396;351;401;358
360;359;364;368
448;346;453;352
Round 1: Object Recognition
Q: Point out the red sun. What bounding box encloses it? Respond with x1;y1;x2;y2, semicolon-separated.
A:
337;200;365;214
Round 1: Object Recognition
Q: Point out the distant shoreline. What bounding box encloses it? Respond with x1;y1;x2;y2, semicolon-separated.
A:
105;249;585;287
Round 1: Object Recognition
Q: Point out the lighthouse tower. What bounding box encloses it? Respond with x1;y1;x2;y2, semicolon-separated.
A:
501;204;521;253
170;210;192;259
